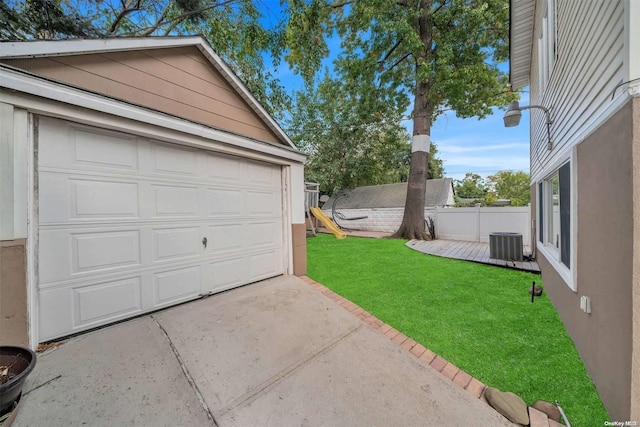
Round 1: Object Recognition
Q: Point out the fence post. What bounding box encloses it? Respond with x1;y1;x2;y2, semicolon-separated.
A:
475;204;481;242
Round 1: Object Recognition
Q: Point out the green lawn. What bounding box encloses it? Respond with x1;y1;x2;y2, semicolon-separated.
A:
307;234;608;426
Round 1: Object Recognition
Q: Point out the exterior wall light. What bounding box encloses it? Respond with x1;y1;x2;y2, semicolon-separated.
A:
503;100;553;151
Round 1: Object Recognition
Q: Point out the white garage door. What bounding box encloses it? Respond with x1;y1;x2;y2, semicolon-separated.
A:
37;117;284;341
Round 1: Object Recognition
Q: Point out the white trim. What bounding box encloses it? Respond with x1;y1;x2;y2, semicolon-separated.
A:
0;68;305;164
282;166;293;275
0;36;297;150
27;113;38;349
626;0;640;83
0;36;206;58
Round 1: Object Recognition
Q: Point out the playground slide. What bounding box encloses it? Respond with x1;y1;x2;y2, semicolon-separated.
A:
309;207;347;239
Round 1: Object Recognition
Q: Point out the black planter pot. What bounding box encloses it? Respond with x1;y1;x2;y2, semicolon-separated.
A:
0;346;37;416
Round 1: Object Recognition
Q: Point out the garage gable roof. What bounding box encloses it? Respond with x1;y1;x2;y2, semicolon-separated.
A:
0;36;296;150
509;0;535;89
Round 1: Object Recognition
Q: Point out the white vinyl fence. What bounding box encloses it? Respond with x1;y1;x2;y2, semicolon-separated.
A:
322;205;531;244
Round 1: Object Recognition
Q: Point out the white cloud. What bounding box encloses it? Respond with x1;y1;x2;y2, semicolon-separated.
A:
439;142;529;154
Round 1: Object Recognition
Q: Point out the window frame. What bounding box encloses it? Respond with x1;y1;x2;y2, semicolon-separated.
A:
537;154;576;291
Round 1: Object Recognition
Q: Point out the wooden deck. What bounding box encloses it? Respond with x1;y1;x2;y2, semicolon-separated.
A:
407;239;540;273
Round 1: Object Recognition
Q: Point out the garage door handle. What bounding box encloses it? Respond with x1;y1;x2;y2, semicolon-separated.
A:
202;237;208;248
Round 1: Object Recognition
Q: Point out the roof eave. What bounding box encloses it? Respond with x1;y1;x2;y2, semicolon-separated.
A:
509;0;535;90
0;36;298;150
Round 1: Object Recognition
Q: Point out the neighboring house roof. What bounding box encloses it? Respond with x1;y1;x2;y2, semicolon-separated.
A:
0;36;296;150
324;179;455;209
509;0;535;89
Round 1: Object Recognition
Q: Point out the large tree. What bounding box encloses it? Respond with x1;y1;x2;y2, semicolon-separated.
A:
289;73;414;193
286;0;516;239
487;170;530;205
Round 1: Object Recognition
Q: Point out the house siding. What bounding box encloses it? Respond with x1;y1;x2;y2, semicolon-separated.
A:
0;239;28;346
538;99;635;420
631;96;640;423
0;46;282;145
530;0;625;181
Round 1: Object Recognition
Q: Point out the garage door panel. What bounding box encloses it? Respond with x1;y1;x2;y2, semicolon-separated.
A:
207;153;242;182
205;257;246;294
39;173;72;223
38;174;140;224
151;184;199;217
73;129;139;171
152;144;198;176
73;230;141;273
72;178;139;218
248;222;281;248
39;288;74;341
38;117;139;172
209;224;244;253
153;227;201;262
39;229;71;283
154;266;201;306
247;161;280;188
38;276;144;341
74;277;143;326
250;250;283;279
206;188;243;216
246;190;281;216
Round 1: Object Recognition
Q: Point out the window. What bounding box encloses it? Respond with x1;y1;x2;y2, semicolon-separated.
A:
539;161;571;269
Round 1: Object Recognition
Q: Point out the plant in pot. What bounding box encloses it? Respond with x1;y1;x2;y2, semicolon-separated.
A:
0;346;37;419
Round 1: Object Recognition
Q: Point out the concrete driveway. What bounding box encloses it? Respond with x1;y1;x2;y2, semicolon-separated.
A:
14;275;513;426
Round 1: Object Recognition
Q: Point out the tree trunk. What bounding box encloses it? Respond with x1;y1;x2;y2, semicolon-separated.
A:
392;0;433;240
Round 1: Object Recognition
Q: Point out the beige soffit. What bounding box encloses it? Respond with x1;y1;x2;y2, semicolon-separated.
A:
0;36;297;150
510;0;535;90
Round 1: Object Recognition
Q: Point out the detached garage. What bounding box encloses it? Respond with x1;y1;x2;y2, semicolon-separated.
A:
0;37;307;347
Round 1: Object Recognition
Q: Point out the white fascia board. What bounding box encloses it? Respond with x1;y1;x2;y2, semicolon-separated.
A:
0;36;206;59
0;67;306;164
0;36;298;150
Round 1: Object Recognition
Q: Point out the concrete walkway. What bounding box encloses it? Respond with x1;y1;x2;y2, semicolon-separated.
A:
14;275;514;427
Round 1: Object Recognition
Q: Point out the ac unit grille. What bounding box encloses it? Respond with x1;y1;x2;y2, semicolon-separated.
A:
489;232;523;261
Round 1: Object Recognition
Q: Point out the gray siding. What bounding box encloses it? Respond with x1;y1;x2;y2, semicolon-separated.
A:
530;0;625;180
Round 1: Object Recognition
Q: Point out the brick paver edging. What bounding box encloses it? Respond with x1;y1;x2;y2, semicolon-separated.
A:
299;276;489;402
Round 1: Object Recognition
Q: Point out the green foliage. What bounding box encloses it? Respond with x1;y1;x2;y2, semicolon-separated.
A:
289;73;413;194
307;234;610;427
285;0;517;121
428;143;444;179
487;170;531;206
289;71;446;194
454;172;487;199
1;0;98;39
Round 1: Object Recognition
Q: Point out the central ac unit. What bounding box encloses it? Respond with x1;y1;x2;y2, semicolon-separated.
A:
489;232;523;261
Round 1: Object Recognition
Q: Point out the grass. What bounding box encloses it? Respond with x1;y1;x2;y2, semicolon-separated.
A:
307;234;609;426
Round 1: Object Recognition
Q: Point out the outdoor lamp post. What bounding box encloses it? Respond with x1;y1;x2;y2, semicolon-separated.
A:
503;100;553;151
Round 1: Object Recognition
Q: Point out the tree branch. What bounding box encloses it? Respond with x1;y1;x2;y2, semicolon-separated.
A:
331;1;353;8
388;53;412;71
109;0;141;34
432;0;448;15
377;38;405;66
